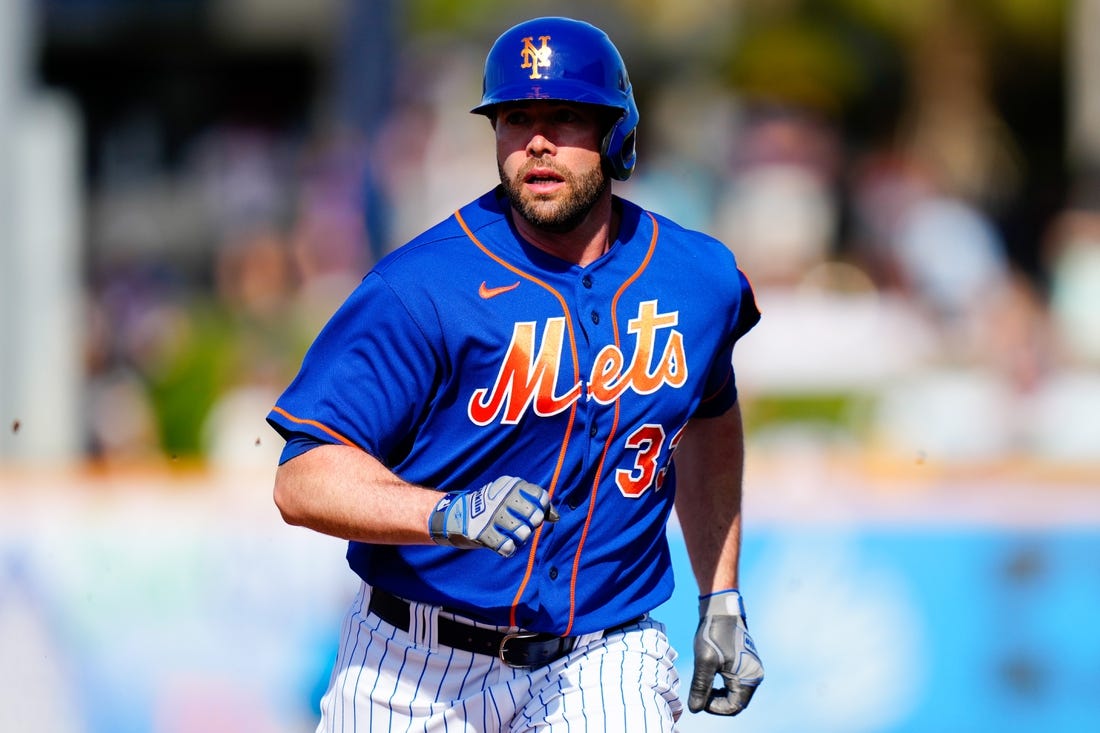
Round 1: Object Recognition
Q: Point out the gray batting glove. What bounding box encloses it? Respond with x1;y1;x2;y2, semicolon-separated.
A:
688;589;764;716
428;476;558;558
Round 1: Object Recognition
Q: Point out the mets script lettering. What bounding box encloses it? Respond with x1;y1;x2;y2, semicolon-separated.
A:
521;35;552;80
468;300;687;425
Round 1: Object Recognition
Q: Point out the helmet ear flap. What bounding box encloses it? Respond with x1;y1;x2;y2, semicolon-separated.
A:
601;105;639;181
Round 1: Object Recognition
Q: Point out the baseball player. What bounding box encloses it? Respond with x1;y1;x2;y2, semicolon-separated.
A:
268;16;763;731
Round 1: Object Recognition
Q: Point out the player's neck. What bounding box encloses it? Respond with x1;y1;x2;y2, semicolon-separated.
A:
512;196;619;268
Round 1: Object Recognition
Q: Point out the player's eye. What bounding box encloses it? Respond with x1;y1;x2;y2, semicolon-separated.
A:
553;109;581;124
501;110;530;126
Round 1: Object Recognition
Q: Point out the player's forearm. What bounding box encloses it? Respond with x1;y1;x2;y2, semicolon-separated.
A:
273;443;440;544
674;404;746;593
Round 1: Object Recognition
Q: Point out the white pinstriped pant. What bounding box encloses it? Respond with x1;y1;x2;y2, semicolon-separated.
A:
316;582;684;732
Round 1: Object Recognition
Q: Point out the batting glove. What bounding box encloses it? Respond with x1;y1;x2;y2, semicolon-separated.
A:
688;589;764;716
428;476;558;558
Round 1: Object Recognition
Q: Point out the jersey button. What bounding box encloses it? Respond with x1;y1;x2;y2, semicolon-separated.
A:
589;424;598;437
548;566;559;580
590;310;600;324
582;274;593;288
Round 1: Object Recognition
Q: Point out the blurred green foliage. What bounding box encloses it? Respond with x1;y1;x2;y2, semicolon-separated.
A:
742;391;876;440
145;303;238;458
726;17;867;115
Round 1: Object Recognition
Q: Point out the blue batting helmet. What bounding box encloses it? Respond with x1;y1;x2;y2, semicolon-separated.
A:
472;17;640;181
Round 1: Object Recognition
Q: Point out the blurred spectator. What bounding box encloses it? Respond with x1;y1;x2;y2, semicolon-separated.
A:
973;269;1052;395
893;191;1011;330
1042;208;1100;366
1023;204;1100;463
620;72;741;232
286;131;374;347
83;259;192;464
370;37;496;250
200;228;312;470
897;5;1023;212
85;366;162;464
712;106;842;287
80;116;366;467
190;126;297;248
849;150;1047;461
84;218;313;466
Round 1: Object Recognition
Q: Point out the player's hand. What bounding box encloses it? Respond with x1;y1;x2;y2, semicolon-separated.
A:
688;589;763;716
428;476;558;557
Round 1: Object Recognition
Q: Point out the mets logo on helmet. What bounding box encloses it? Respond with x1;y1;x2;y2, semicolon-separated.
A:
521;35;552;79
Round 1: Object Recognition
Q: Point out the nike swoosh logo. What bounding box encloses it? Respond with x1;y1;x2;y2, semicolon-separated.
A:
479;281;520;299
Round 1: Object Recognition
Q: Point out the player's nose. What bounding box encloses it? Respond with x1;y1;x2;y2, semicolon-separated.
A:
526;131;557;157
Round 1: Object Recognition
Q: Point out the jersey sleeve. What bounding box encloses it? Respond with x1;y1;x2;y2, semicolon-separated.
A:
694;268;760;418
266;272;442;465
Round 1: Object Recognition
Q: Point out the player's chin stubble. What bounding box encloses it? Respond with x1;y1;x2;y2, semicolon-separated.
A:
499;160;608;234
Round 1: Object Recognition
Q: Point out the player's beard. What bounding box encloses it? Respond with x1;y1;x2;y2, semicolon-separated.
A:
499;158;609;234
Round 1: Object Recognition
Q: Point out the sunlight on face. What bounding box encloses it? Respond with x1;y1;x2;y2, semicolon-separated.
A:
494;102;610;233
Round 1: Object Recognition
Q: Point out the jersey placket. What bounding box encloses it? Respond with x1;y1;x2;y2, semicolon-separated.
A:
559;263;622;634
570;267;612;511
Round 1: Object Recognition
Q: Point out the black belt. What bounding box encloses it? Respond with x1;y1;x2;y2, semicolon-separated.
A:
367;586;643;669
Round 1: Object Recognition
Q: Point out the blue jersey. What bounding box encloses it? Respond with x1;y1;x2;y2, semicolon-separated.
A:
267;188;759;635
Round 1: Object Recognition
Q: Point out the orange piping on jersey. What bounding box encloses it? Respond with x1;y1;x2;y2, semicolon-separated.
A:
453;209;581;629
269;405;360;448
563;212;660;636
513;400;579;627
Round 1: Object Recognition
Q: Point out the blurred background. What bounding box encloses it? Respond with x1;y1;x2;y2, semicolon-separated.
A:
1;0;1099;731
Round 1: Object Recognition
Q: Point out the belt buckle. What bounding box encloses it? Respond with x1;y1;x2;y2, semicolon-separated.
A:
497;630;542;668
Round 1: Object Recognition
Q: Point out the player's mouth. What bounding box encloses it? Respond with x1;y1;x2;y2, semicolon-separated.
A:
523;167;566;194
